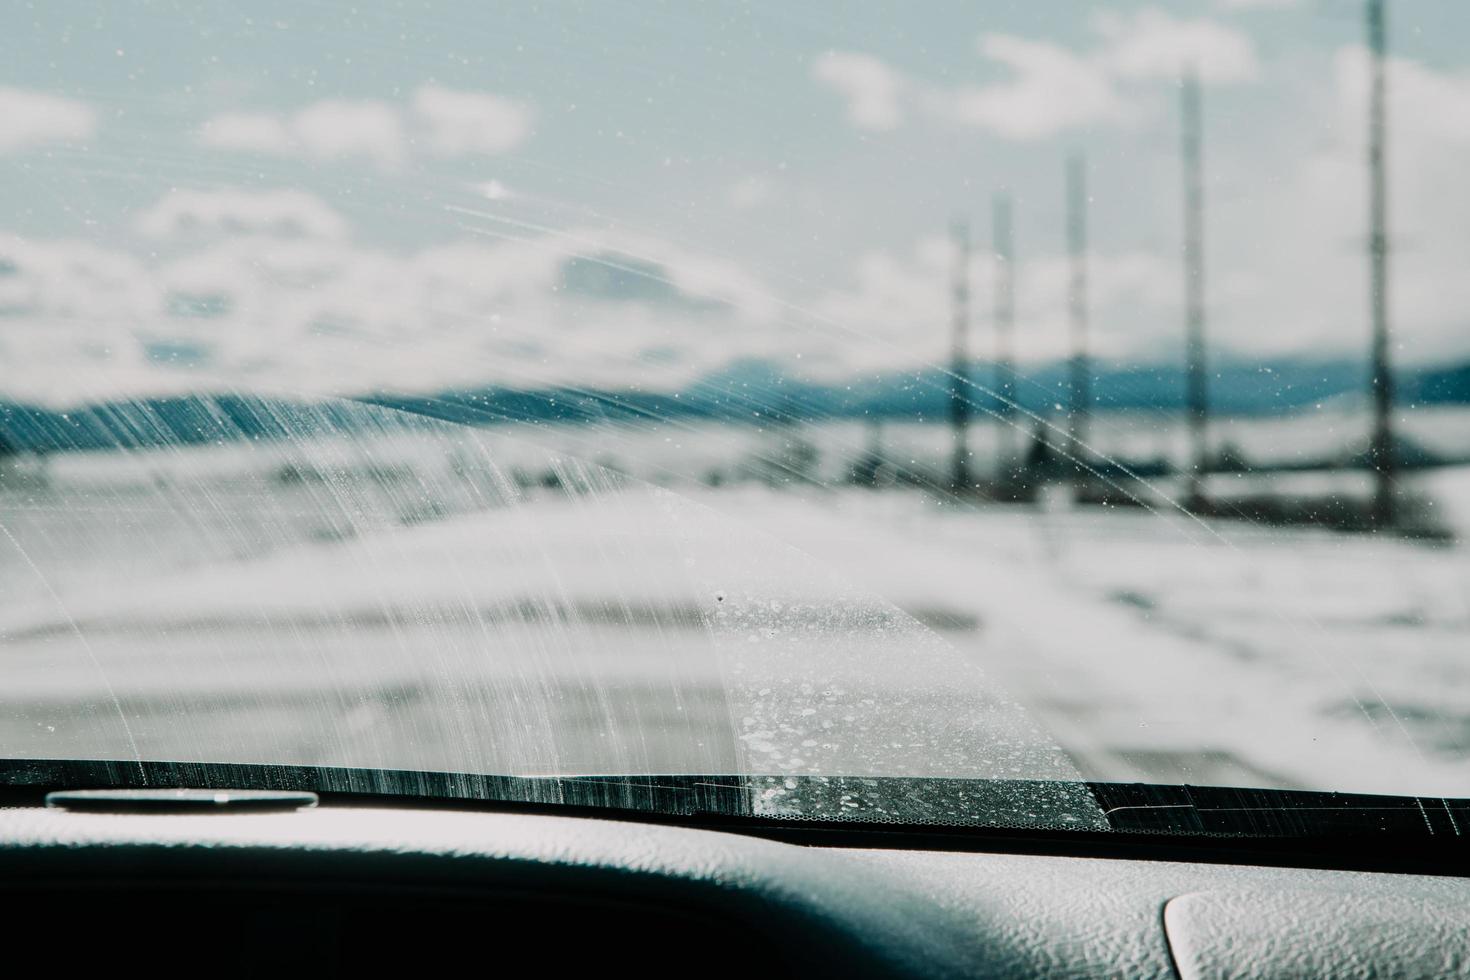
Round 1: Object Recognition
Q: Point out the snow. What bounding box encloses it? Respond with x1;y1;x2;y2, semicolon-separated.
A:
3;416;1470;801
730;488;1470;796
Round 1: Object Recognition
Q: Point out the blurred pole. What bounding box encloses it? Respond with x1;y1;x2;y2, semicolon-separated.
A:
993;193;1017;476
1367;0;1395;528
949;216;972;493
1182;68;1209;509
1066;153;1090;489
866;416;883;460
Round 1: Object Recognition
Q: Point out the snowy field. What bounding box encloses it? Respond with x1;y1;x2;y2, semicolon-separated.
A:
3;408;1470;801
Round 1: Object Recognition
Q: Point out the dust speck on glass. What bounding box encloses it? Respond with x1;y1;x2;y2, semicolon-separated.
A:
1;0;1468;824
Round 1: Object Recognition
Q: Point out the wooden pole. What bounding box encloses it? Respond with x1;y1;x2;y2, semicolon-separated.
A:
950;217;972;492
1367;0;1395;527
1066;153;1090;489
993;193;1017;473
1182;67;1209;508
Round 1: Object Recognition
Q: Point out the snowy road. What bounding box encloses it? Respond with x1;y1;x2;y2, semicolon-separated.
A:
729;487;1470;796
3;428;1470;799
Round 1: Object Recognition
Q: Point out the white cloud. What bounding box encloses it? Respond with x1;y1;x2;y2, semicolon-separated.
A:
1097;9;1261;83
413;84;534;157
811;236;1176;371
810;45;1470;370
0;233;155;320
811;43;1470;369
943;36;1130;140
831;40;1470;370
811;52;908;130
292;99;406;167
0;88;96;153
477;179;513;201
21;39;1470;407
198;112;295;155
817;8;1259;140
198;86;533;168
728;175;775;209
1209;46;1470;361
135;188;350;240
1217;0;1300;8
0;199;793;404
200;100;404;168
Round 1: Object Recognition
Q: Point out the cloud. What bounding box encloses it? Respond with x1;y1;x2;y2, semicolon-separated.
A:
820;45;1470;371
823;42;1470;369
0;233;154;320
198;85;533;168
0;88;96;153
291;100;406;166
562;254;728;310
477;179;513;201
413;84;534;157
809;45;1470;371
811;52;907;130
728;175;775;209
135;188;350;240
1096;9;1261;83
942;36;1130;140
817;8;1259;140
19;39;1470;407
1209;45;1470;360
197;113;294;154
200;100;404;167
0;195;791;404
1217;0;1300;8
810;235;1176;372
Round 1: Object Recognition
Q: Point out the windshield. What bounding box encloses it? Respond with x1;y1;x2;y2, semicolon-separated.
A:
2;0;1468;828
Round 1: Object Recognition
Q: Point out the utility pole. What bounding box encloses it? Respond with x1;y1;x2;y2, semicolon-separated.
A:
1066;153;1090;488
949;216;972;493
1182;67;1209;509
993;193;1017;476
1367;0;1395;528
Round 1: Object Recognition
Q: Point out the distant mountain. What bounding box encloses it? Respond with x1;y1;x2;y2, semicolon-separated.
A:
368;358;1410;428
1401;362;1470;406
0;395;369;455
3;357;1469;455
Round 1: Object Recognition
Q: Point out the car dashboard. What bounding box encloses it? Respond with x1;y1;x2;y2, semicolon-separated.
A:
4;794;1470;978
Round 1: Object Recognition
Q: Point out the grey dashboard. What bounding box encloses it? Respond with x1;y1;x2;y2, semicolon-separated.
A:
2;802;1468;978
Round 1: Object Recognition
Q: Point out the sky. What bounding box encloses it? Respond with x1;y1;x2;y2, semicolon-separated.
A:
2;0;1469;405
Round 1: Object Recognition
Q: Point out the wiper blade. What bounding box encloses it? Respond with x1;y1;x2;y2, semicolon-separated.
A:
1;757;1467;844
0;758;1099;829
1090;781;1468;837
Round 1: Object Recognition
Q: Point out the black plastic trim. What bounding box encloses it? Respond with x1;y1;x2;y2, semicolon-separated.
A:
5;758;1470;877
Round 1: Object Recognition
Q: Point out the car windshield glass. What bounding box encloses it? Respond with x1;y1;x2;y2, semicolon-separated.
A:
2;1;1468;829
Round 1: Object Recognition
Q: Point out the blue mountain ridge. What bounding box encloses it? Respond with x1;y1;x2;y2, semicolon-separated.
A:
1;358;1465;455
